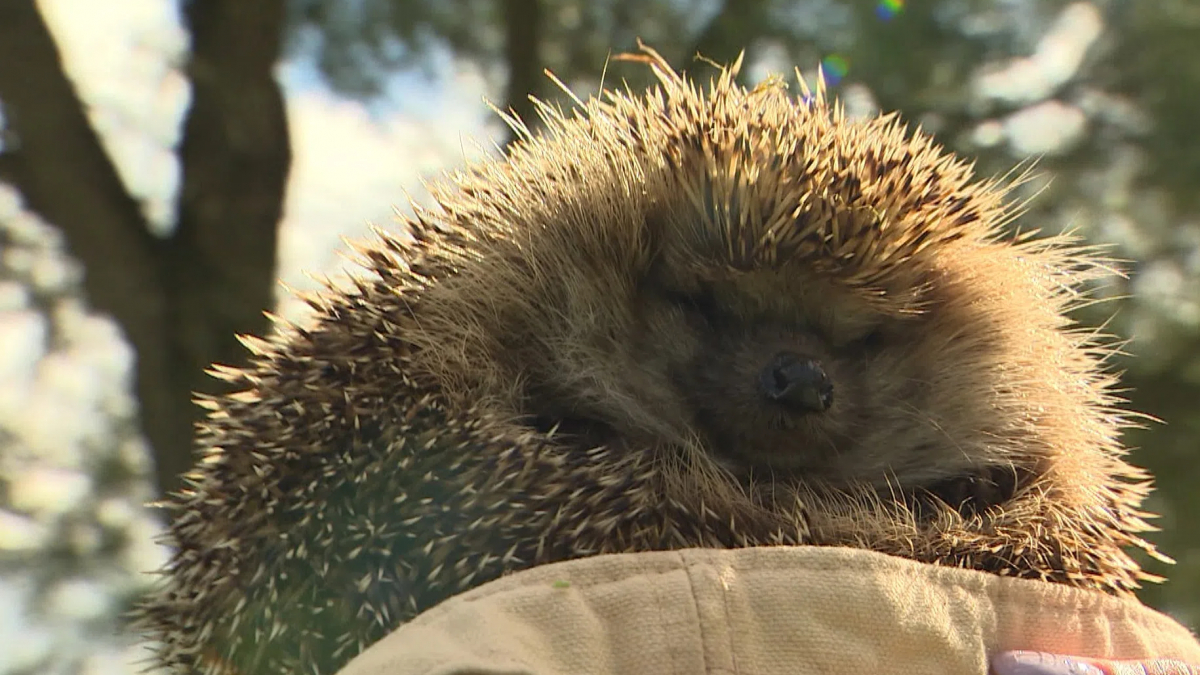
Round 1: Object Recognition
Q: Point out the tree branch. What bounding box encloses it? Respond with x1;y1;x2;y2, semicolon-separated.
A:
686;0;771;73
161;0;292;496
0;149;19;186
503;0;543;146
0;1;291;500
0;2;174;488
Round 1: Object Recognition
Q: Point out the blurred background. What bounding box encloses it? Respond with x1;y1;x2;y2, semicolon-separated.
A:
0;0;1196;672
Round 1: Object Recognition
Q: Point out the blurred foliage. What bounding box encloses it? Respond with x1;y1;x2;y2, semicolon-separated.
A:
1108;0;1200;211
284;0;991;109
1127;376;1200;620
284;0;1199;621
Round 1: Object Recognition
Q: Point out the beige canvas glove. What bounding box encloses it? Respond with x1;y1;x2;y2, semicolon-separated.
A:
338;546;1200;675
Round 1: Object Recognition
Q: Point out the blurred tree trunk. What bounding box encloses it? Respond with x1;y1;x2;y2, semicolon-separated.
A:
503;0;543;145
1124;372;1200;610
687;0;770;72
0;0;291;500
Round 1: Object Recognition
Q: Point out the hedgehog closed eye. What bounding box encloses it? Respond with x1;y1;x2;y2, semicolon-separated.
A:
136;44;1164;675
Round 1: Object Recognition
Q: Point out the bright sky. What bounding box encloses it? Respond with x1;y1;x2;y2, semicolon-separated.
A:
35;0;504;321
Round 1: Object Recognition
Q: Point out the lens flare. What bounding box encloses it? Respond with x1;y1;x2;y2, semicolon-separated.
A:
876;0;905;21
820;54;850;87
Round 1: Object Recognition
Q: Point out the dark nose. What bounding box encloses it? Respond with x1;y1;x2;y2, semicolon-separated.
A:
758;352;834;413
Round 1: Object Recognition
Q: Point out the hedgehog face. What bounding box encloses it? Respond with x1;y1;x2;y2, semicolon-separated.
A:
578;254;1017;513
647;272;894;481
448;75;1055;514
496;193;1039;516
507;228;1030;516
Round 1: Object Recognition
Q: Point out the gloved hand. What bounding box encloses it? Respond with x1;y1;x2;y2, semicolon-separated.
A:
994;650;1199;675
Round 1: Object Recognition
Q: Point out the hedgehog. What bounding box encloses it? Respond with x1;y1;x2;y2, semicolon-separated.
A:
135;45;1165;675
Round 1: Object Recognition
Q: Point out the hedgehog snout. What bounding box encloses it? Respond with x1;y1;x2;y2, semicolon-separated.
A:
758;352;834;413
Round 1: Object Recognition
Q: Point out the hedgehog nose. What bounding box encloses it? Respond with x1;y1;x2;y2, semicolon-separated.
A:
758;352;834;413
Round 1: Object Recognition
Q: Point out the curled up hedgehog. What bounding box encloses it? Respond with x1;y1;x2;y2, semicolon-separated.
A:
135;45;1166;675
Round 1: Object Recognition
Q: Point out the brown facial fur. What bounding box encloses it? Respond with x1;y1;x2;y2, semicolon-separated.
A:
135;47;1163;675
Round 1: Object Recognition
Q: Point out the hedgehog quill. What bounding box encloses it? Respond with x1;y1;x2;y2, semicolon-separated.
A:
136;46;1165;675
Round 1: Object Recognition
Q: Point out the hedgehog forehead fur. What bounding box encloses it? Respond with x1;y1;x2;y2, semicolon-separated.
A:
138;46;1162;675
